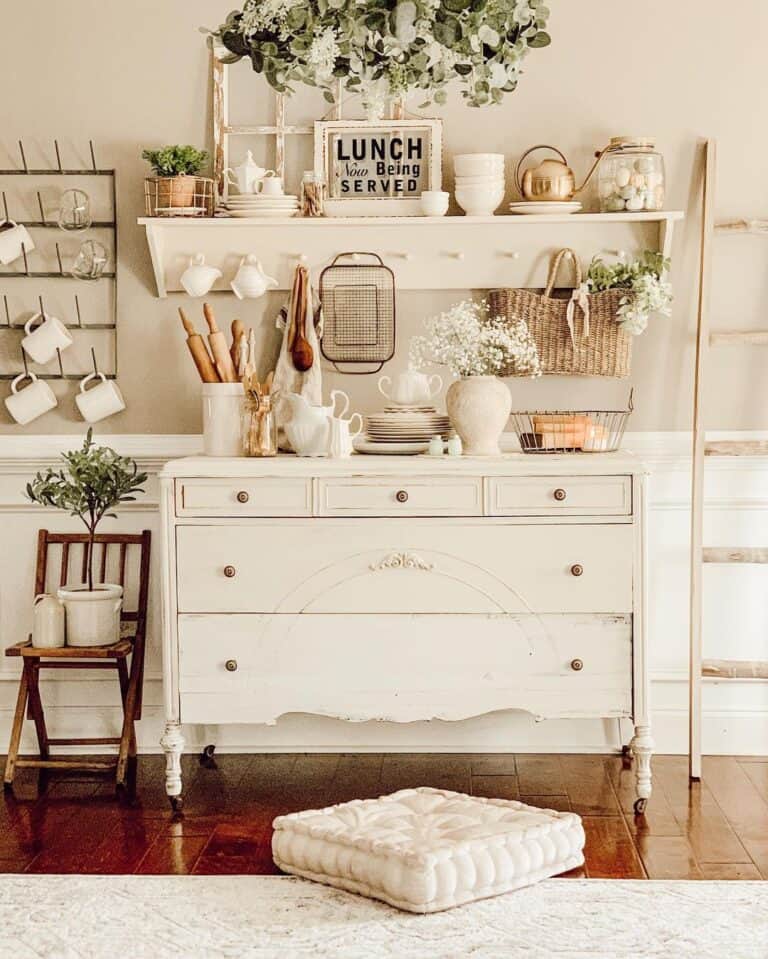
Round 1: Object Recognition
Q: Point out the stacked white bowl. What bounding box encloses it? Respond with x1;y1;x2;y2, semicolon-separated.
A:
454;153;505;216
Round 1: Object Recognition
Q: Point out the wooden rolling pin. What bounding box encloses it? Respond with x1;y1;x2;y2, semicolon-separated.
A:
178;308;219;383
230;318;246;370
203;302;237;382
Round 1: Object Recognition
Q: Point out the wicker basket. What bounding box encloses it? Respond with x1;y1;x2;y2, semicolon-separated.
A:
489;248;632;377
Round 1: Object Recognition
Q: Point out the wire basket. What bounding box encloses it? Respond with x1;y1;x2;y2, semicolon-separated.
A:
509;392;633;454
144;175;215;217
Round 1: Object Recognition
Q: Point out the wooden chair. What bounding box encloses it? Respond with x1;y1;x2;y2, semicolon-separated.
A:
3;529;151;792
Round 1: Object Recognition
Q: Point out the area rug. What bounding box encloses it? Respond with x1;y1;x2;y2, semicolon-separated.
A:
1;875;766;958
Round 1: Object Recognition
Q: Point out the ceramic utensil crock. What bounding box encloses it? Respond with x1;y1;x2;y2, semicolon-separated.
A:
203;382;245;457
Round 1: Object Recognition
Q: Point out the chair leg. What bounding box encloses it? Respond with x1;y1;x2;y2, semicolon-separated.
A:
4;663;31;788
26;662;50;761
116;659;138;788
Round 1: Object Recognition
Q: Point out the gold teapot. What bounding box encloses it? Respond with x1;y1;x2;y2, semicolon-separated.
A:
515;144;602;202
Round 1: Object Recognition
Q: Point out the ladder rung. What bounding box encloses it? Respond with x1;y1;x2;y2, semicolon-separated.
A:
705;440;768;455
703;659;768;680
703;547;768;564
709;331;768;346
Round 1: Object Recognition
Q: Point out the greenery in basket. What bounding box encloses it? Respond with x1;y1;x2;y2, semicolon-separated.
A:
410;299;541;378
587;250;673;336
213;0;551;112
25;430;147;592
141;145;209;178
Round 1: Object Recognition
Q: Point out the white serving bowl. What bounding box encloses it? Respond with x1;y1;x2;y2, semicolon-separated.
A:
454;153;505;177
455;183;505;216
454;174;506;187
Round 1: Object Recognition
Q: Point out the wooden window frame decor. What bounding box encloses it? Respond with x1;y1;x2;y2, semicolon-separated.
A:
314;119;443;218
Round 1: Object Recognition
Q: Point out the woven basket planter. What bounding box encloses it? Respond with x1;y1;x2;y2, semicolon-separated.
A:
489;248;633;377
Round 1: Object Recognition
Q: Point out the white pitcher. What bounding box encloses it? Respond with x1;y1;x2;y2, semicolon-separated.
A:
327;413;363;458
284;390;349;457
378;370;442;406
31;594;66;648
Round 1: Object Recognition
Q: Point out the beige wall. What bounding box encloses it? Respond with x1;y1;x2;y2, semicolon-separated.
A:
1;0;766;435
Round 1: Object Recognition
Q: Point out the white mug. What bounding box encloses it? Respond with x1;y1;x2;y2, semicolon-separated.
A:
378;370;443;406
0;220;35;266
258;176;284;197
327;413;363;459
22;312;73;365
180;253;222;297
75;372;125;423
4;372;57;425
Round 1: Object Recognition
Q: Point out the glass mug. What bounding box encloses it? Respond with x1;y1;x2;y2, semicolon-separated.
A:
58;189;91;232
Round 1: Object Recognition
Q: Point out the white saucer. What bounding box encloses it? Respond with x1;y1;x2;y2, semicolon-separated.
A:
226;210;299;218
508;201;582;215
354;438;430;455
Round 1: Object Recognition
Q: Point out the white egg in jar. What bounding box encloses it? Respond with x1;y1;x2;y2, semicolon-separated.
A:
615;166;631;188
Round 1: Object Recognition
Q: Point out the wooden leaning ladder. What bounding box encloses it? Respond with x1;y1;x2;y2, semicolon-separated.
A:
689;138;768;780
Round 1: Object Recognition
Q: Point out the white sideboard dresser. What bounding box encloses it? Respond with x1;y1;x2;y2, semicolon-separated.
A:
158;452;652;813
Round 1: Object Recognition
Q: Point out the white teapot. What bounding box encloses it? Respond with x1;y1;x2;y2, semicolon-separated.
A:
231;254;278;300
284;390;349;457
378;369;442;407
226;151;275;194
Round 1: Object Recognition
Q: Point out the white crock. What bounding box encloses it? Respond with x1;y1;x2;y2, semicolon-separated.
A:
202;383;245;457
446;375;512;456
57;583;123;648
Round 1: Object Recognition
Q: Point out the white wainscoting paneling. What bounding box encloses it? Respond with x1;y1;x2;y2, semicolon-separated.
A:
0;433;766;756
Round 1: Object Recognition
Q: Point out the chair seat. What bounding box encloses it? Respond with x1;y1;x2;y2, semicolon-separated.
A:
5;638;133;659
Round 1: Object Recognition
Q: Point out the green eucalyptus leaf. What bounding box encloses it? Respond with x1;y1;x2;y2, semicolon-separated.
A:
528;31;551;47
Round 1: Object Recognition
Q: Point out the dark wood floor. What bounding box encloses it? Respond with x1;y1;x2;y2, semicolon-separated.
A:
1;753;767;879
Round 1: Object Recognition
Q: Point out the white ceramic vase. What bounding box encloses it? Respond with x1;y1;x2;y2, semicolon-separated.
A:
57;583;123;648
446;375;511;456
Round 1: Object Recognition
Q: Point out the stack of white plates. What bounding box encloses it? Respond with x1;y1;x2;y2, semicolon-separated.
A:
224;194;299;218
365;408;452;443
508;201;582;215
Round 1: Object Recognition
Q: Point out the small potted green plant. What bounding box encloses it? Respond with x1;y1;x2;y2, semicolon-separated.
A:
142;144;209;211
25;430;147;647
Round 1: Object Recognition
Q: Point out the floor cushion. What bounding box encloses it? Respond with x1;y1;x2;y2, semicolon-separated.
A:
272;786;585;913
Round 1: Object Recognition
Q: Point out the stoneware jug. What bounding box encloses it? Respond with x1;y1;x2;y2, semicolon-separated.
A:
31;594;66;649
231;255;278;300
327;413;363;458
284;390;349;457
378;370;442;407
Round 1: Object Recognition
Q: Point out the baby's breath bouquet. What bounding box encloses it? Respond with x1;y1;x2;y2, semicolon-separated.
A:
410;299;541;378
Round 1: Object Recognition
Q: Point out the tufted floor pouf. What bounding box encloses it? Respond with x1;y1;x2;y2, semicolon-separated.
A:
272;787;585;914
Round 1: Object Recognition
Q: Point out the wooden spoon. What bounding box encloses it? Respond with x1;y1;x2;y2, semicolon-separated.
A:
291;266;314;372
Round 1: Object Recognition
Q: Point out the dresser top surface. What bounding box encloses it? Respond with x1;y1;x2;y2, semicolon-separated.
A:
161;450;648;479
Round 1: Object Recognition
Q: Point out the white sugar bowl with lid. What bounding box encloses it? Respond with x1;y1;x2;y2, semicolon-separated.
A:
597;137;665;212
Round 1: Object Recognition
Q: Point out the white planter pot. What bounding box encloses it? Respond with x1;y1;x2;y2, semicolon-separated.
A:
446;375;512;456
57;583;123;648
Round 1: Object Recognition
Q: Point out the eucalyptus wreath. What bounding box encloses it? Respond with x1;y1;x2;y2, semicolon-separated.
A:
215;0;550;111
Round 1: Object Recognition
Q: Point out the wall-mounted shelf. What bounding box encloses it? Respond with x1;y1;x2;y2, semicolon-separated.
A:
139;211;683;298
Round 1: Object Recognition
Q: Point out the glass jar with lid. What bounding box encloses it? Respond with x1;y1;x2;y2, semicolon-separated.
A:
597;137;665;213
301;171;326;217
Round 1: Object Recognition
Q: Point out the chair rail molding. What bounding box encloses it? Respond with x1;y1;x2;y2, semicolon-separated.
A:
0;430;766;757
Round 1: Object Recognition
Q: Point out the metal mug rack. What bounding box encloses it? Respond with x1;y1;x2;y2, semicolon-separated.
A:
0;139;118;385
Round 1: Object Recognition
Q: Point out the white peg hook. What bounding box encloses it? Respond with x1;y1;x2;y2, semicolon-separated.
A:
297;253;308;263
451;251;465;261
504;251;521;260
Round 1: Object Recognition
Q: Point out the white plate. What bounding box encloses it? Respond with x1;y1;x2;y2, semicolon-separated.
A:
508;201;583;215
355;438;430;455
225;210;299;218
154;206;207;215
226;195;298;204
383;405;437;413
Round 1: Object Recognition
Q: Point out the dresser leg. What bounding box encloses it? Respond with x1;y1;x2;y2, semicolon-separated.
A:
161;721;185;810
630;723;654;814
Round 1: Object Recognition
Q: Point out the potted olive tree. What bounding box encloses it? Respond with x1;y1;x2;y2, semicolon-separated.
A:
142;144;208;210
26;430;147;647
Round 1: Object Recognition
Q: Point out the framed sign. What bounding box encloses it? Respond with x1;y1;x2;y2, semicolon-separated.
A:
314;119;442;217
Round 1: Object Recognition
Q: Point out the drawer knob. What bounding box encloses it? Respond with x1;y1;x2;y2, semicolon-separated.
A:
236;490;250;504
570;658;584;672
553;488;567;502
570;563;584;577
225;659;238;672
395;490;409;504
223;565;237;578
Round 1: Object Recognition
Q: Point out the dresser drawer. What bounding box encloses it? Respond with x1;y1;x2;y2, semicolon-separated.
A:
176;478;311;517
178;612;632;724
316;476;483;516
176;521;633;614
487;475;632;517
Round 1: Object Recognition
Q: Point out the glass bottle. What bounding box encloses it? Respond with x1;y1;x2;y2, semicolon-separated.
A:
301;171;326;217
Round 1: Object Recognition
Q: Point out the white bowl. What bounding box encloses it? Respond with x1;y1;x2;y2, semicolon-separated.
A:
454;153;505;176
420;190;450;216
455;183;505;216
455;174;506;187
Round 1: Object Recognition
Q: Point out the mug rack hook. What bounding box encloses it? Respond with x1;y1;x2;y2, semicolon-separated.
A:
18;140;28;174
3;295;10;327
21;242;30;276
74;294;83;327
56;348;65;379
21;346;29;377
38;295;46;318
1;191;9;222
91;346;99;376
54;139;63;173
55;242;64;276
37;192;46;225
